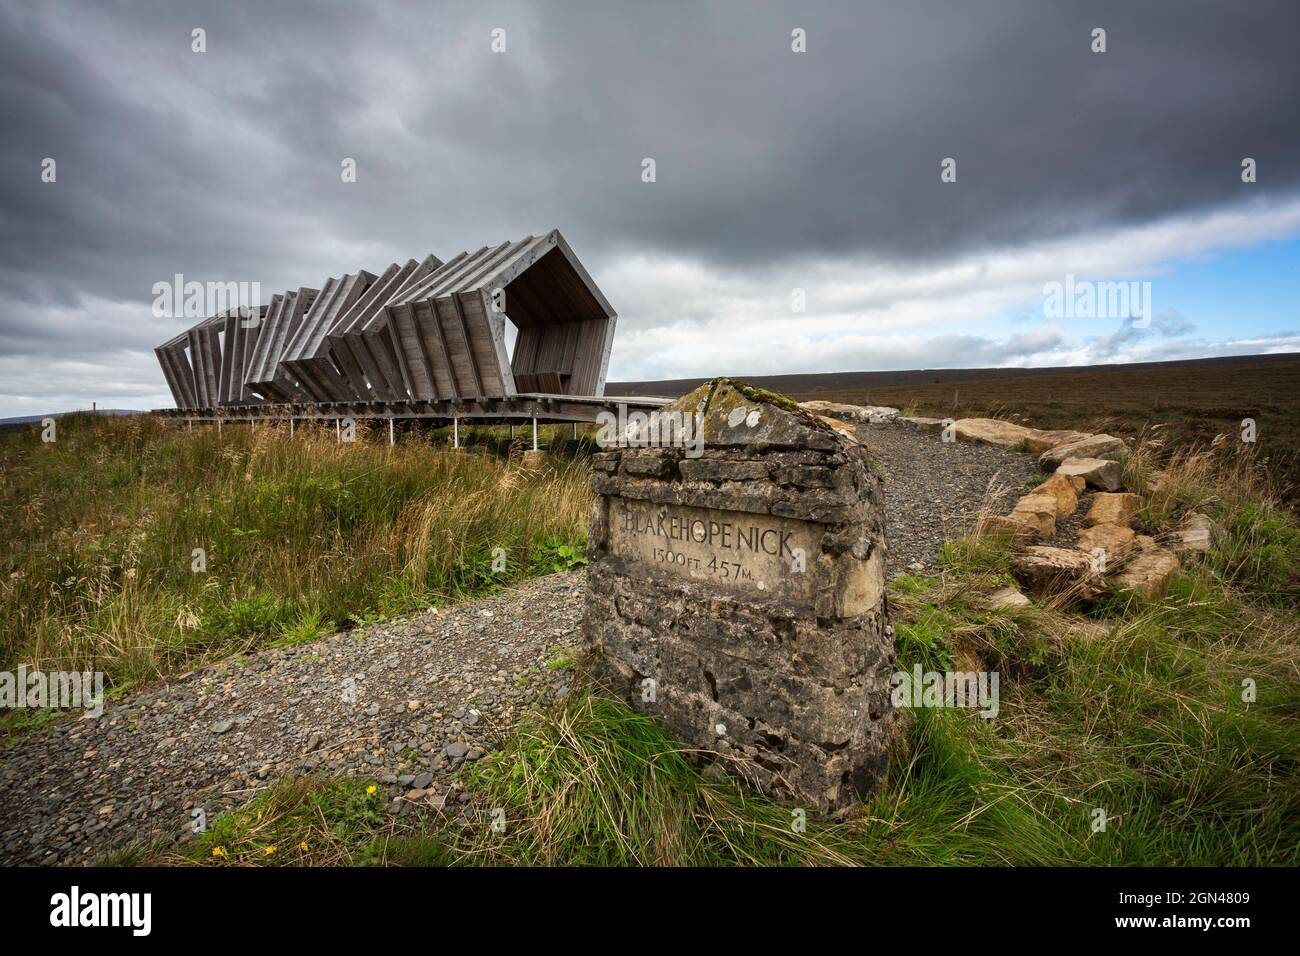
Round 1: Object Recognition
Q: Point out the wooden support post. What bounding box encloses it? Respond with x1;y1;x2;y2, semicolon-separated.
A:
187;418;192;433
217;417;222;435
389;418;395;446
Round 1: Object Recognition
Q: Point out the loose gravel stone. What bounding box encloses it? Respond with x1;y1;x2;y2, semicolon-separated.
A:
858;421;1038;575
0;573;586;865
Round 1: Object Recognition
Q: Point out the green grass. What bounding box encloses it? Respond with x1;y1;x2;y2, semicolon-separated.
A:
167;529;1295;867
186;776;396;866
28;419;1300;867
0;414;591;690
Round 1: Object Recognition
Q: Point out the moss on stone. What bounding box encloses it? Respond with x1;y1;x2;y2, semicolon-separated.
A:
704;378;835;435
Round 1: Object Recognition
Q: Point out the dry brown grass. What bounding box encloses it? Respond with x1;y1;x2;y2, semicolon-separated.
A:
0;413;592;685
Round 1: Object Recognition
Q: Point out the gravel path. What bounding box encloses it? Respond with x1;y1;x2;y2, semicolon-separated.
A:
0;573;585;865
0;421;1043;864
861;422;1038;575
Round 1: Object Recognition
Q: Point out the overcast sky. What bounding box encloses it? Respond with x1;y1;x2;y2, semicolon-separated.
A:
2;0;1298;414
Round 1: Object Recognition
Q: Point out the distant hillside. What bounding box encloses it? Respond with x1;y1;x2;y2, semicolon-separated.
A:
0;409;145;431
607;352;1300;398
617;352;1300;503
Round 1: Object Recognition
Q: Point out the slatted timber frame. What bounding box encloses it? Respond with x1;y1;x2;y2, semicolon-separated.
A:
245;286;320;401
156;307;264;410
154;228;623;421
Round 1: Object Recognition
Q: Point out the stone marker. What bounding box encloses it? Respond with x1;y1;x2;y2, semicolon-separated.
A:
582;379;896;818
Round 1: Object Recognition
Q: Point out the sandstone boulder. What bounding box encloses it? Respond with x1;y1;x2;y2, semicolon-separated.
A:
1056;457;1123;492
1111;547;1179;597
798;400;900;425
1173;512;1220;553
978;514;1041;543
1024;429;1090;455
1076;524;1136;569
987;585;1031;609
954;418;1034;448
1009;493;1057;537
1011;546;1104;601
1039;433;1130;469
1031;473;1082;517
814;415;859;441
1084;492;1142;527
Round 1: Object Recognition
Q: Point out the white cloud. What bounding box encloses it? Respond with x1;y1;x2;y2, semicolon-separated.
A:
602;194;1300;380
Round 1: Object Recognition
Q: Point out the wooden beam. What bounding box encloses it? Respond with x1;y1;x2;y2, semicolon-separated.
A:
448;292;484;397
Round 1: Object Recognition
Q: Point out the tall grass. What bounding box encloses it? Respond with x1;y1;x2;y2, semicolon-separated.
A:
0;413;591;685
1126;434;1300;604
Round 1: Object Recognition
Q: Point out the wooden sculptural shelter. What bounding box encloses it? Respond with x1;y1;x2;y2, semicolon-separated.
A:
154;229;662;425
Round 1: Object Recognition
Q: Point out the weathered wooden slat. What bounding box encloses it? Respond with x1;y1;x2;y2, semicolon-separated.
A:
156;345;195;409
448;292;484;396
330;261;424;399
416;299;456;399
246;287;318;399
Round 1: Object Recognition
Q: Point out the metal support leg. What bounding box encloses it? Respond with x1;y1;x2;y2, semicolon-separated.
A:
532;417;538;452
389;419;395;446
290;417;294;439
453;415;459;449
336;418;341;442
572;422;578;440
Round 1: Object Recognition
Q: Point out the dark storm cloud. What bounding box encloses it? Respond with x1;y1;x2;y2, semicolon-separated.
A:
0;0;1297;409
